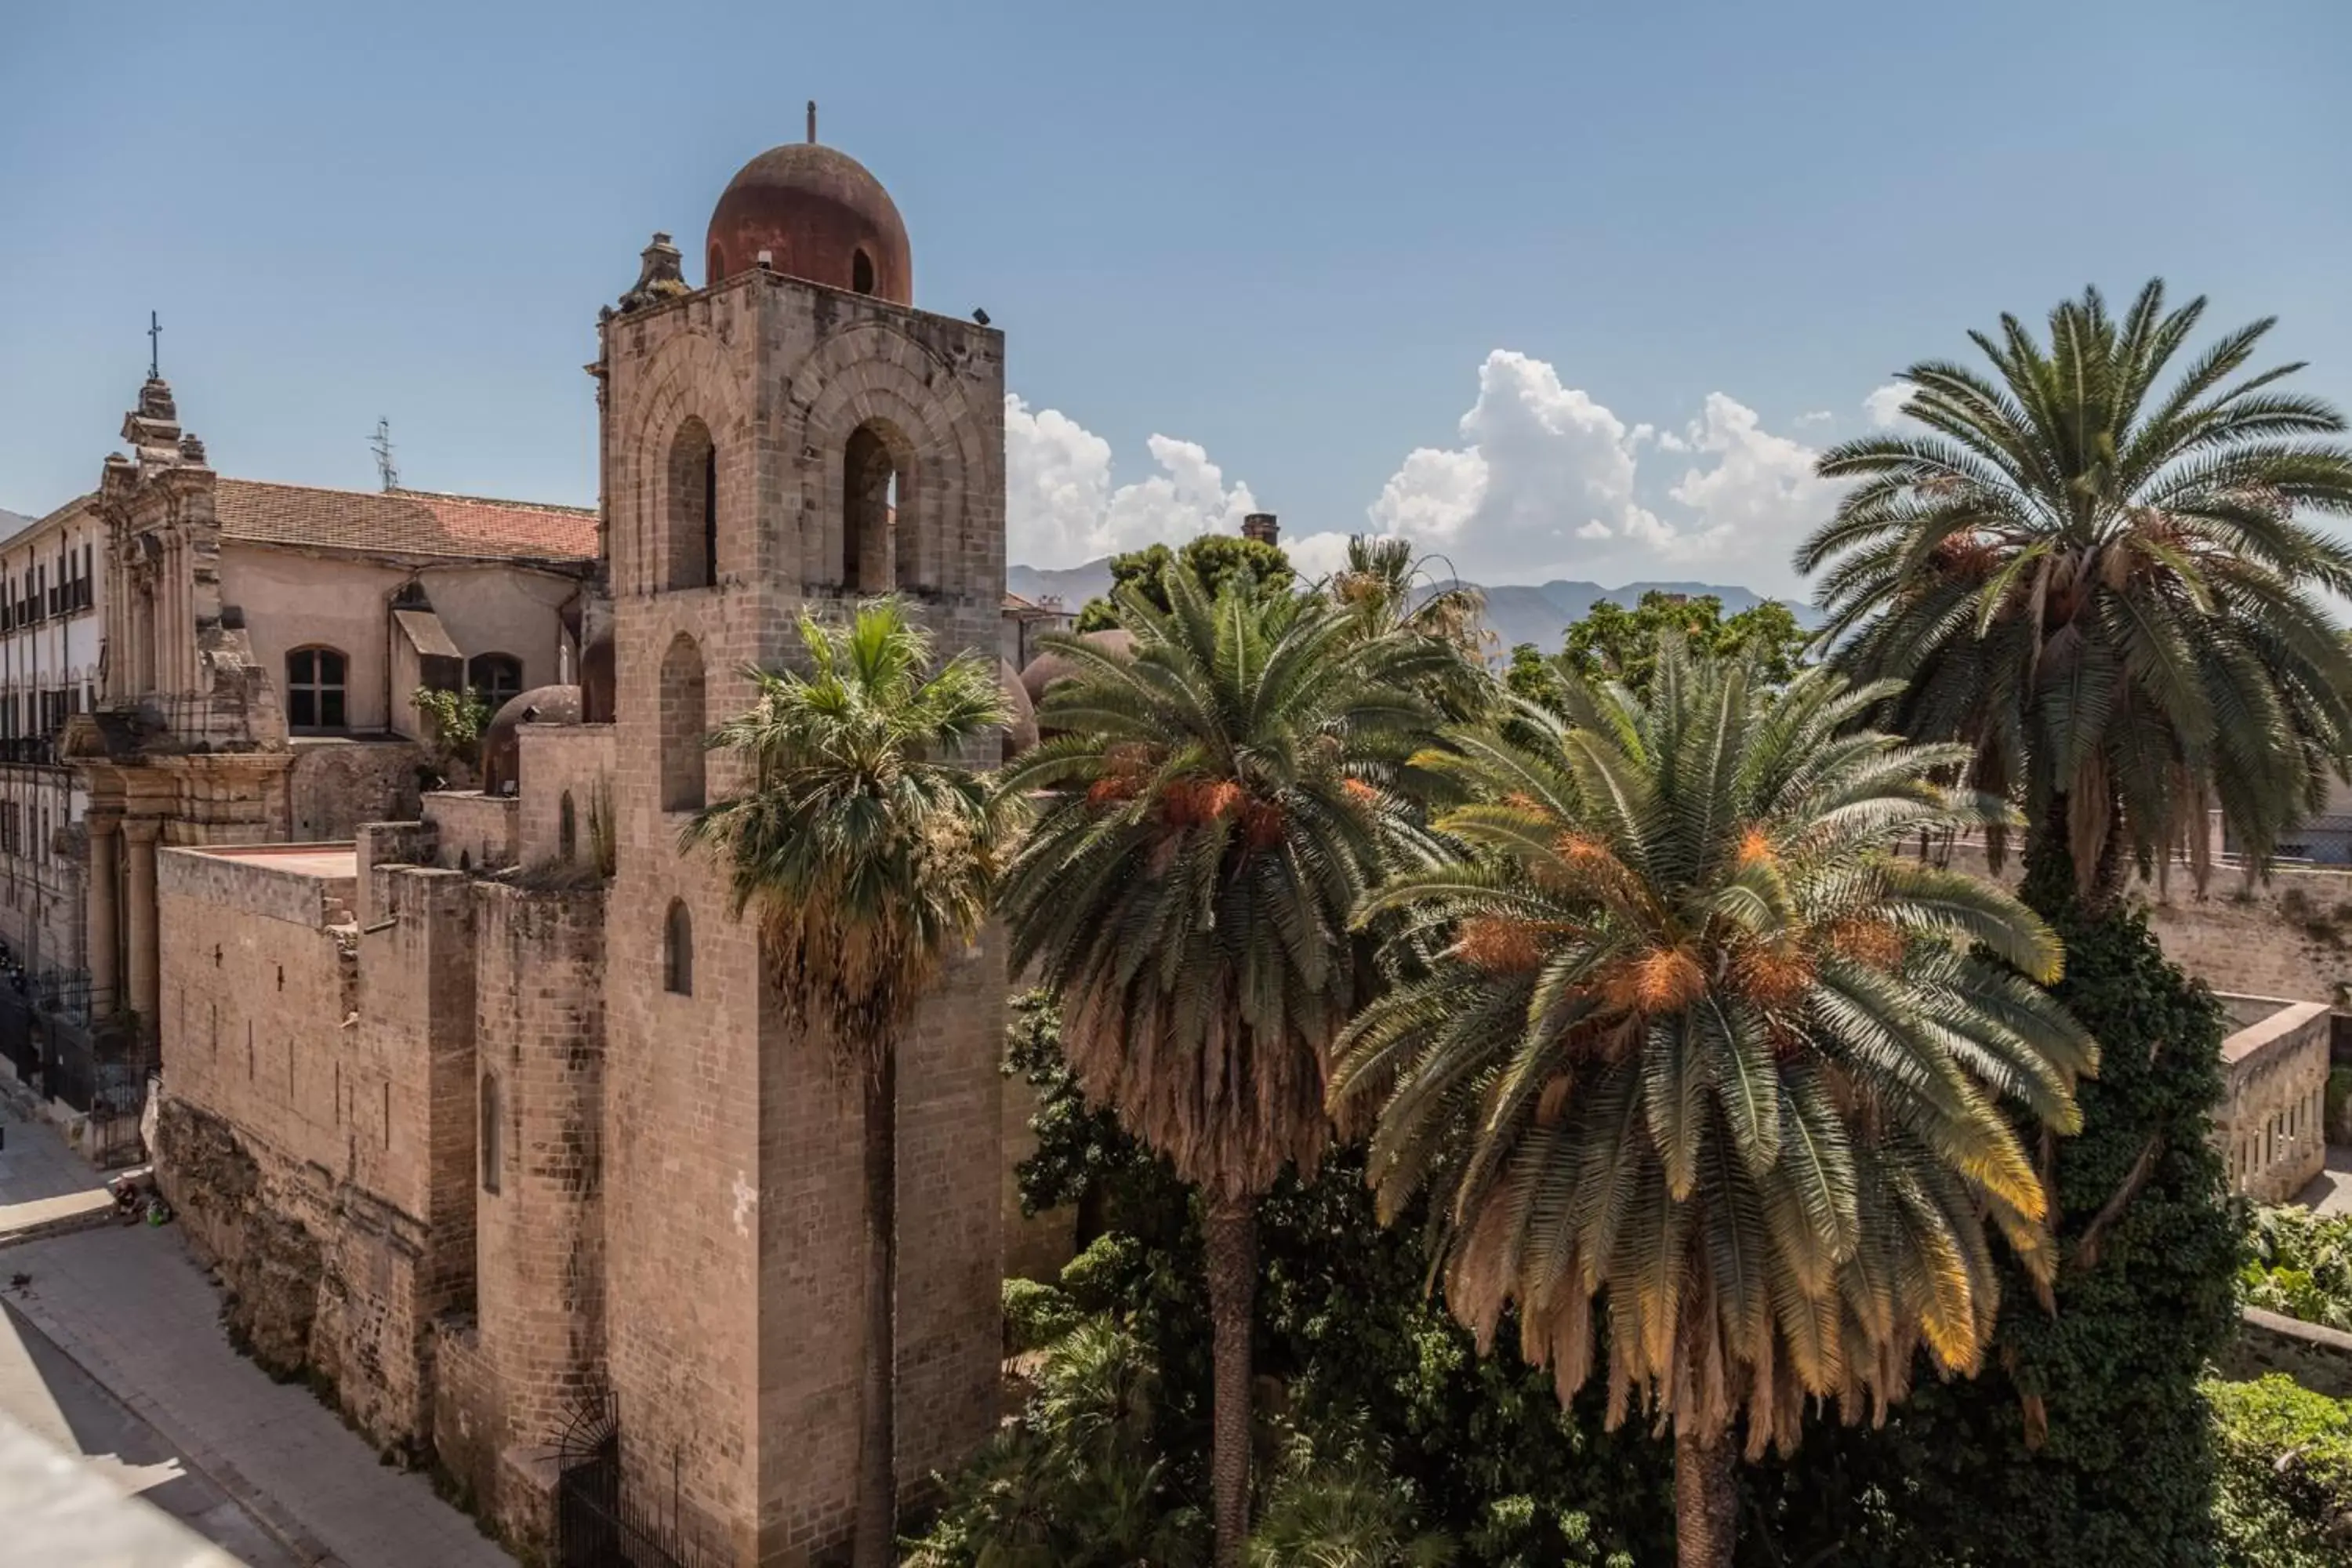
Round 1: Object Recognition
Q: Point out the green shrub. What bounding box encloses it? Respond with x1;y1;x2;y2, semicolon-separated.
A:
1003;1277;1080;1355
2241;1207;2352;1331
2207;1375;2352;1567
1247;1416;1454;1567
905;1317;1208;1568
2328;1069;2352;1142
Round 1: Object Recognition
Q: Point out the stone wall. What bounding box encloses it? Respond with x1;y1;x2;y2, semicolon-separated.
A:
599;267;1007;1563
150;845;449;1454
448;879;607;1555
2216;1307;2352;1399
2216;996;2332;1203
1944;840;2352;1006
288;738;423;842
515;724;615;873
422;793;518;873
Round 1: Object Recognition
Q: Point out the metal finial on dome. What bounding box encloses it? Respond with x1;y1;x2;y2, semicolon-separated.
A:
807;100;817;144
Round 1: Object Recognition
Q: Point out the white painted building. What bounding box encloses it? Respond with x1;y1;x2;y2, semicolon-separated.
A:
0;495;104;974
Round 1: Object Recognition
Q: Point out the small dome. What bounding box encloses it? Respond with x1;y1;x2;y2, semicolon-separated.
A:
481;684;583;797
706;139;911;303
1020;629;1135;707
998;658;1039;760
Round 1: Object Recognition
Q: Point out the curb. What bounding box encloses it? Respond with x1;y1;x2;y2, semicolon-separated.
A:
2;1241;349;1567
0;1200;122;1251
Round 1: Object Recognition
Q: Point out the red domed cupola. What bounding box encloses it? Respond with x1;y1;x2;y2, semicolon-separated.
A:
704;102;912;304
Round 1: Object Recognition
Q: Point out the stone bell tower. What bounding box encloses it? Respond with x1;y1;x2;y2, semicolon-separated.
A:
590;118;1007;1565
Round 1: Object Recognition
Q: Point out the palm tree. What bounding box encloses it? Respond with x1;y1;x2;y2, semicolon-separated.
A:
996;565;1435;1566
683;599;1012;1568
1327;535;1489;656
1329;647;2096;1568
1798;279;2352;895
1323;535;1494;725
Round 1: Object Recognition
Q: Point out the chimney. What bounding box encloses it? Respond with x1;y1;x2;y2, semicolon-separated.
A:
1241;512;1279;546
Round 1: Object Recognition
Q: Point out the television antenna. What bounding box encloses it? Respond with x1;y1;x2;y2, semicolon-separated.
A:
370;418;399;492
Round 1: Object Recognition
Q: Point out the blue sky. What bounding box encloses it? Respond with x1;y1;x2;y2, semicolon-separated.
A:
3;0;2346;593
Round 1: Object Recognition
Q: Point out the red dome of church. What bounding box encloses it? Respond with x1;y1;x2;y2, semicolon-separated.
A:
705;114;911;303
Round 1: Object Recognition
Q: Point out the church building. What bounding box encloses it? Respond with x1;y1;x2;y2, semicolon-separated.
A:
144;121;1008;1566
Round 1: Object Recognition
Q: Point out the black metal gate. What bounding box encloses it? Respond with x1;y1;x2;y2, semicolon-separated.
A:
554;1396;718;1568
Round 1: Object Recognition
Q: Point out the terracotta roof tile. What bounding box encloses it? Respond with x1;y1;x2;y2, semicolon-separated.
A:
214;480;597;563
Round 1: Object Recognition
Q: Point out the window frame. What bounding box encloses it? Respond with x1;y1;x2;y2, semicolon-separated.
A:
285;645;350;734
466;652;524;713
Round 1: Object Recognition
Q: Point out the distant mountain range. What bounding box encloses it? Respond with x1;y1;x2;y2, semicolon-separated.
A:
1007;559;1819;652
0;509;31;541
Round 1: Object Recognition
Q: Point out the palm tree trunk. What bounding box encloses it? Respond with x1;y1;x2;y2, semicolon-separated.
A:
1203;1190;1258;1568
1673;1425;1739;1568
852;1048;898;1568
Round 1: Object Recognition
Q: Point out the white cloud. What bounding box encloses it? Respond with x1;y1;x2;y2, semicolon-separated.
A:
1283;531;1357;579
1008;354;1862;595
1795;409;1834;426
1357;350;1839;593
1004;396;1257;564
1863;383;1911;428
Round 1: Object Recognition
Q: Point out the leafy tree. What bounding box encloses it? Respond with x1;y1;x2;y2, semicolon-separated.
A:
1330;646;2096;1567
1799;279;2352;893
1793;279;2337;1560
990;990;1681;1566
1510;593;1808;707
905;1316;1210;1568
996;566;1436;1564
1751;880;2239;1565
411;684;492;781
1074;534;1295;633
683;600;1012;1568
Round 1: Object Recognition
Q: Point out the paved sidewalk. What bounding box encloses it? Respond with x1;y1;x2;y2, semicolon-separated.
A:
2296;1143;2352;1216
4;1225;512;1568
0;1099;118;1244
0;1296;298;1566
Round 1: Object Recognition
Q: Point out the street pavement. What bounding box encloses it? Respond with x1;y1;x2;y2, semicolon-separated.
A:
1;1093;513;1567
0;1294;299;1566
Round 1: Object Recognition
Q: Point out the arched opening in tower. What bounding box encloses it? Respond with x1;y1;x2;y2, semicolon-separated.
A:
665;417;717;591
844;423;914;594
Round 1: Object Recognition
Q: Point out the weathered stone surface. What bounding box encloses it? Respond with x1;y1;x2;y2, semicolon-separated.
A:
143;153;1010;1566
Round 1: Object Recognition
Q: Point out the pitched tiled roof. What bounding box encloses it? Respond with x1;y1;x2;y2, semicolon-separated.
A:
214;481;597;563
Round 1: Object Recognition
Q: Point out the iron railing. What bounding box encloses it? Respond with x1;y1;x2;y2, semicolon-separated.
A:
554;1398;720;1568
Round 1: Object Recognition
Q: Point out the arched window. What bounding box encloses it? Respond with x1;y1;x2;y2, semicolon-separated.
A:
286;647;348;733
659;633;706;812
468;654;523;711
558;790;578;862
708;243;724;286
844;422;913;593
666;417;717;591
851;248;876;295
664;900;693;995
480;1073;502;1195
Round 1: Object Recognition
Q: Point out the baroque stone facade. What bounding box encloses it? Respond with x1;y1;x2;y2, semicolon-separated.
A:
0;368;600;1143
147;130;1007;1566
